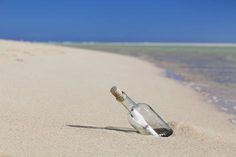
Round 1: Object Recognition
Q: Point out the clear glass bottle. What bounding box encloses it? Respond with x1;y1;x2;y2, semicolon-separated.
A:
110;86;173;137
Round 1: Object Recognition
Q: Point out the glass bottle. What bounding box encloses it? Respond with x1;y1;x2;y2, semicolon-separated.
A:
110;86;173;137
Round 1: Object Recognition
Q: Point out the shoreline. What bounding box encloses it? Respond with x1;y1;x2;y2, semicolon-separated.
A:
163;68;236;123
138;54;236;124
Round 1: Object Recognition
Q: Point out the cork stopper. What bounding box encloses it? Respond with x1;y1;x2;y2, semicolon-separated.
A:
110;86;125;102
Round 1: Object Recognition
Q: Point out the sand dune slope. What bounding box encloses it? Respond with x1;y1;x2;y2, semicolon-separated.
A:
0;40;236;157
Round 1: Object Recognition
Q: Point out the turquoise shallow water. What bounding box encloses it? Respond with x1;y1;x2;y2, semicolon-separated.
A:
62;43;236;123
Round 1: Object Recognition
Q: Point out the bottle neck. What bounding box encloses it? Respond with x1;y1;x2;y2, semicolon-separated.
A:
120;93;137;111
110;86;137;111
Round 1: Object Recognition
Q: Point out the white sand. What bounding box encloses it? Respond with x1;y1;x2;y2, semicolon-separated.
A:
0;39;236;157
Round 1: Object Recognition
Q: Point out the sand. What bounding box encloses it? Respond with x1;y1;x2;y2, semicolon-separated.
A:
0;39;236;157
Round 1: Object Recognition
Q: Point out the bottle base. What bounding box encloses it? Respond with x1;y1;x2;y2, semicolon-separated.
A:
154;128;173;137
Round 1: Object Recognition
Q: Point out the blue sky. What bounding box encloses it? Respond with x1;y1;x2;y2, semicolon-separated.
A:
0;0;235;42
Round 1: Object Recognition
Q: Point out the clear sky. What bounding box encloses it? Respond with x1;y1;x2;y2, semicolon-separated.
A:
0;0;235;42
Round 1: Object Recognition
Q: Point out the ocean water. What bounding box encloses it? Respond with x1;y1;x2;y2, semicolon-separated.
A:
63;43;236;124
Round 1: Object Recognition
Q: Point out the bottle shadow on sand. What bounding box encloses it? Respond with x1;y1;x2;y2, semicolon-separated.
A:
66;124;138;133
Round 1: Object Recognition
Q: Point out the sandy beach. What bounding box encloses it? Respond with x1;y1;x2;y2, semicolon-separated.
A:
0;39;236;157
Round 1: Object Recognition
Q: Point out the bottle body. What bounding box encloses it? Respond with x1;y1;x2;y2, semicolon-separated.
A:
110;86;173;137
129;103;173;137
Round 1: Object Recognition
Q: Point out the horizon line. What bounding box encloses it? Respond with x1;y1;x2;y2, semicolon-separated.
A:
1;38;236;47
57;41;236;47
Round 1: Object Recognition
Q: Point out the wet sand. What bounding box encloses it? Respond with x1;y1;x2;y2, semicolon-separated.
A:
0;40;236;157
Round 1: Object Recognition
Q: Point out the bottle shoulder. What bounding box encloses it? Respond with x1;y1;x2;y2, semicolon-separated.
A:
135;103;152;110
131;103;155;115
